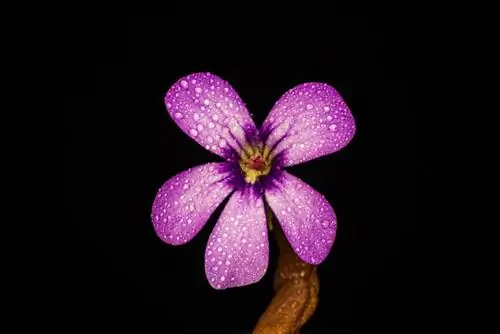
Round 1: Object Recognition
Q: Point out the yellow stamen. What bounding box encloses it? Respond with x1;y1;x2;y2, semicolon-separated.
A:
239;143;273;184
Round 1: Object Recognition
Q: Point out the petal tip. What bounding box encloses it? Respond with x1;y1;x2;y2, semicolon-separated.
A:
205;264;268;290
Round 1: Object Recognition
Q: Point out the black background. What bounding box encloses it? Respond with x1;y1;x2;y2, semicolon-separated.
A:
66;14;414;333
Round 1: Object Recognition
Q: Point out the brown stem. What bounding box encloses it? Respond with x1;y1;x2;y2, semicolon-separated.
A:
252;218;319;334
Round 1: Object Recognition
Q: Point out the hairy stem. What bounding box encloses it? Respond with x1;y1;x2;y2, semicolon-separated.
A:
253;210;319;334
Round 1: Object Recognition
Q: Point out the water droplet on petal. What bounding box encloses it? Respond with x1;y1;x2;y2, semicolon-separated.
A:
204;99;210;105
208;122;215;128
321;220;331;228
190;129;198;137
195;87;202;93
193;113;200;121
197;124;204;131
329;124;337;131
212;114;219;121
324;106;330;111
180;80;188;88
175;112;183;119
327;115;333;121
219;139;227;147
306;104;313;110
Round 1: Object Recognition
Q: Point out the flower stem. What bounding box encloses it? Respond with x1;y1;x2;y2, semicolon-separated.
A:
253;209;319;334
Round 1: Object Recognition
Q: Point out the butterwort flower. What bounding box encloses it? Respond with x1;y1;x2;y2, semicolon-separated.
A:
152;72;356;289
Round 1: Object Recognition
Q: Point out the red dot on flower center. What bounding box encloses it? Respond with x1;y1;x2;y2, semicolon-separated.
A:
248;155;266;170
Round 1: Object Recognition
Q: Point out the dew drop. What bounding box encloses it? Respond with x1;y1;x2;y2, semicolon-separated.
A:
207;136;213;143
197;124;204;131
208;122;215;129
204;99;210;105
180;80;188;88
329;124;337;131
192;79;197;84
193;113;200;121
327;115;333;121
219;139;227;147
324;106;330;112
175;112;183;119
212;114;219;121
306;104;313;110
195;87;202;93
189;128;198;137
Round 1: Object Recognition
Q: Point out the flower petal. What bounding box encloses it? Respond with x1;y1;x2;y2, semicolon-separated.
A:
151;163;234;245
265;171;337;265
165;72;258;160
205;189;268;289
260;82;356;167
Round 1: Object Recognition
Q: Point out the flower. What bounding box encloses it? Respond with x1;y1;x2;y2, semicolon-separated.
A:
152;72;356;289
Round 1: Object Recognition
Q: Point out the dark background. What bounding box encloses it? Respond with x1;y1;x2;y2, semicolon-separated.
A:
65;14;414;333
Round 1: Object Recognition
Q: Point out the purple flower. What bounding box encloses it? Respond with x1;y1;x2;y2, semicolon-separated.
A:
152;72;356;289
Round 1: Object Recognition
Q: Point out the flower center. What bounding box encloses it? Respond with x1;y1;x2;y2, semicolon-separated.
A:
239;145;272;184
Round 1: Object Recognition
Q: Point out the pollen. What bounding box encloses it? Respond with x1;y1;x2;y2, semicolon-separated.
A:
239;144;273;184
